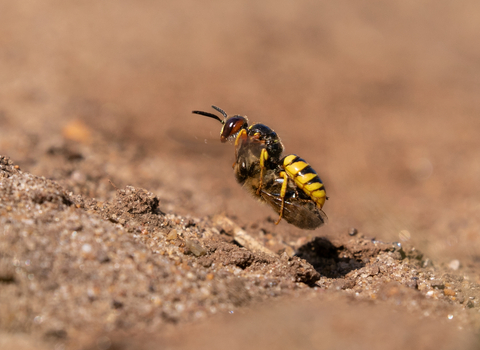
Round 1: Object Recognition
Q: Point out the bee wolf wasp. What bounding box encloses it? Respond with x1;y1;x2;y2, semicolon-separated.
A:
193;105;327;229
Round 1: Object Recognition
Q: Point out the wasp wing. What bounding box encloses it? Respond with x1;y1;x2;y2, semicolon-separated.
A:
260;190;327;230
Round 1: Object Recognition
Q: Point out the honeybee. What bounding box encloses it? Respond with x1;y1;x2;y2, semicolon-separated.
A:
193;105;327;229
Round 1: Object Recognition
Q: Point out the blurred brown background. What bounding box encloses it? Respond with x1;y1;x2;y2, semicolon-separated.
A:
1;0;480;276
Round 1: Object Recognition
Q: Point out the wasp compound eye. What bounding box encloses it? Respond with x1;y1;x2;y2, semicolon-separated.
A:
220;116;248;143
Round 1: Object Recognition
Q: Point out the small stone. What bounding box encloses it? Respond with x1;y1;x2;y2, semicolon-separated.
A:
406;277;418;289
185;240;207;257
97;251;110;263
283;246;295;257
332;279;346;290
151;296;162;306
342;279;356;290
444;289;456;296
422;259;433;267
112;300;123;309
448;259;460;271
166;229;177;240
82;243;92;253
431;280;445;289
348;228;358;236
369;265;379;276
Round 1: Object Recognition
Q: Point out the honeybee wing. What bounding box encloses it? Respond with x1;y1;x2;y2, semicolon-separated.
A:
260;189;328;230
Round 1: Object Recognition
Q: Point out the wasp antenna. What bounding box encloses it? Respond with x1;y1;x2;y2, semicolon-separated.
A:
211;105;228;119
192;110;225;124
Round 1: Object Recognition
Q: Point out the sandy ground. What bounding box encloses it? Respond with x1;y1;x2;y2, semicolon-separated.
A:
1;1;480;349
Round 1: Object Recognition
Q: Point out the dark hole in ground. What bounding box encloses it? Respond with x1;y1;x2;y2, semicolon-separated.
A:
295;237;365;278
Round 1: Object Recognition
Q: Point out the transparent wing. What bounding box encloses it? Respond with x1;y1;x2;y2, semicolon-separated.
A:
260;189;327;230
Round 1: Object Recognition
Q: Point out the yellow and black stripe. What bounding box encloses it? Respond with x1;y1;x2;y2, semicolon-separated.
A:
282;154;326;209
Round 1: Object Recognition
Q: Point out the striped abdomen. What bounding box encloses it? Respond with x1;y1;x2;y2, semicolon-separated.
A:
282;154;326;209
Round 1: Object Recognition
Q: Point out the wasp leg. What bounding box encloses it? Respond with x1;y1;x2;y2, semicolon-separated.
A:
255;148;269;195
233;129;248;167
275;171;289;225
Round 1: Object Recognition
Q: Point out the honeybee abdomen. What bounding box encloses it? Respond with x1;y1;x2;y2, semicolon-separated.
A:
282;154;326;209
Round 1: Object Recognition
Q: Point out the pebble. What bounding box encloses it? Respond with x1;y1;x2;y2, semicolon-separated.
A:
448;259;460;271
444;289;455;296
185;240;207;257
82;244;92;253
430;280;444;289
167;229;178;241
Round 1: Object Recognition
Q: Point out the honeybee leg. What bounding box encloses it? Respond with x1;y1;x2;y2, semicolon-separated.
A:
233;129;248;167
255;148;269;195
275;171;289;225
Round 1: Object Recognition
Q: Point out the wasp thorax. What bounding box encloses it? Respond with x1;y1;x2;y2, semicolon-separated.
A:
220;116;248;143
247;124;284;160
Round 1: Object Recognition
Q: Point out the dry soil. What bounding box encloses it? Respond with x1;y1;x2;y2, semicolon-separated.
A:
1;1;480;349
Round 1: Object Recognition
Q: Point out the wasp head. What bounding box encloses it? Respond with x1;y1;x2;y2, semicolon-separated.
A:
192;105;249;143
